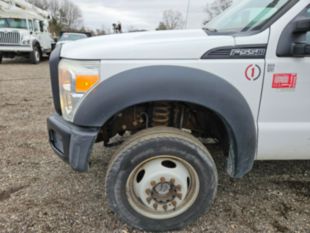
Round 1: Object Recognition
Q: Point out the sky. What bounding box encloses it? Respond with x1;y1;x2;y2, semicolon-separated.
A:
74;0;214;32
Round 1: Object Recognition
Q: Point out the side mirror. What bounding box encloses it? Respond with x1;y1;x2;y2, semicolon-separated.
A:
294;18;310;33
291;42;310;57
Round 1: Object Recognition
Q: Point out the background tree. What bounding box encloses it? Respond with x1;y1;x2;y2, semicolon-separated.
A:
60;0;83;29
96;28;107;36
27;0;48;10
27;0;83;36
156;10;185;30
203;0;233;25
157;22;168;31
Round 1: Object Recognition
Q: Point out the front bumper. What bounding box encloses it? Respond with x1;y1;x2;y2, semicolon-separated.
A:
47;113;99;172
0;45;32;52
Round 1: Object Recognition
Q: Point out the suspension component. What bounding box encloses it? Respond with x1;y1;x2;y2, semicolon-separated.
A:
152;103;170;126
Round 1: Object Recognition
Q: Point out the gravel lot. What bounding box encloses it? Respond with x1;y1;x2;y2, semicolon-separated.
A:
0;59;309;233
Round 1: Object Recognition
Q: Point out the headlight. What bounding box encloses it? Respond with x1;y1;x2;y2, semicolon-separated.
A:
21;35;31;45
58;59;100;121
22;39;31;45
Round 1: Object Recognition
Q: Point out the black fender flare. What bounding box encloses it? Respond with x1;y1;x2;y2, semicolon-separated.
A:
74;66;257;178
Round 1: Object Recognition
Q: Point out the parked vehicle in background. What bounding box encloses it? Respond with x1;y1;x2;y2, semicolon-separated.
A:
48;0;310;231
56;32;89;45
0;0;54;64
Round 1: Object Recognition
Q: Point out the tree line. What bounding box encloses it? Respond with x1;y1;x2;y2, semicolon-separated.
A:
156;0;233;30
28;0;233;35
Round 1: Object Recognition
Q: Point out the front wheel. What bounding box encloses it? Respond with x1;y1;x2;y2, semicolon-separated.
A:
29;46;41;64
105;127;218;232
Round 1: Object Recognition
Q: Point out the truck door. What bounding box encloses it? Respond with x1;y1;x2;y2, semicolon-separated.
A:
33;19;42;45
258;3;310;160
39;20;52;51
33;20;51;51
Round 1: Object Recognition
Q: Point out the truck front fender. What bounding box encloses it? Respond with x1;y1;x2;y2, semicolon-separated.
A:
74;66;257;178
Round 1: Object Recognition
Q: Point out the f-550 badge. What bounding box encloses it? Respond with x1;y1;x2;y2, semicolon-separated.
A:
245;64;261;81
231;48;266;57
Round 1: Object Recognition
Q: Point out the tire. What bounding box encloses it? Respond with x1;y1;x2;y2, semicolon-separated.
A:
105;127;218;232
29;45;41;64
0;54;2;64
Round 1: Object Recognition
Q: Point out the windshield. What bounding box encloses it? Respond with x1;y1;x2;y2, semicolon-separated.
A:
0;18;28;29
59;33;87;41
205;0;291;33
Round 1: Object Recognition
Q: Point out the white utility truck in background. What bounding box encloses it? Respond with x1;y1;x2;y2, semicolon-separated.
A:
0;0;54;64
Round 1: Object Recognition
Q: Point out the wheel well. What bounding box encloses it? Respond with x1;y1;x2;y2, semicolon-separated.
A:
97;101;230;155
33;41;41;51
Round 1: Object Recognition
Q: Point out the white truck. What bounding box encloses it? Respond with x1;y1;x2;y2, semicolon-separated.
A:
47;0;310;231
0;0;54;64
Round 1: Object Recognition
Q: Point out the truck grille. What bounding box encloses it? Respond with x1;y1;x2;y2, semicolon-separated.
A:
0;31;21;45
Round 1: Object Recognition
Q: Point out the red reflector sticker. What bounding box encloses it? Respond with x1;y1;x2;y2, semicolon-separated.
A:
272;73;297;89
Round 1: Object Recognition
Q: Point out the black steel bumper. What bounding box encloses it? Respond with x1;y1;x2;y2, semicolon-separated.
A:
47;113;99;172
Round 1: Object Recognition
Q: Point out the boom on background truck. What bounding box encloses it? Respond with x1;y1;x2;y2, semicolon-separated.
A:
47;0;310;231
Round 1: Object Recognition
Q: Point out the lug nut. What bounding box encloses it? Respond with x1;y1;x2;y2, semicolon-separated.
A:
170;178;175;184
146;197;152;204
151;181;156;186
163;204;168;211
153;203;158;210
160;177;166;183
145;189;152;195
176;193;183;200
171;200;177;207
175;185;182;191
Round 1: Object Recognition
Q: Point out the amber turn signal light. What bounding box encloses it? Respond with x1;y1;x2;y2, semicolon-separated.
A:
75;75;99;93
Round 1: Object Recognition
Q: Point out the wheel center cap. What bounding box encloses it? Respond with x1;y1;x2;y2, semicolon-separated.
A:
154;182;170;195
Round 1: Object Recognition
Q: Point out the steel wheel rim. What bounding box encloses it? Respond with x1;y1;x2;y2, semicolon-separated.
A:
126;155;200;219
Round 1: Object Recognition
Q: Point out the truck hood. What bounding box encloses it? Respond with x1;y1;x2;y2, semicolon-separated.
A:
60;29;235;60
0;28;28;32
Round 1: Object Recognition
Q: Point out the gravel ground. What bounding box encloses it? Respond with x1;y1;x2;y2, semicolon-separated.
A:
0;58;309;233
